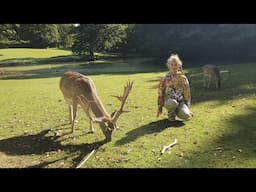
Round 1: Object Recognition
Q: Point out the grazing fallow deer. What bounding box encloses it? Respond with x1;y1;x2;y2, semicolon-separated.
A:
202;64;221;89
59;71;133;142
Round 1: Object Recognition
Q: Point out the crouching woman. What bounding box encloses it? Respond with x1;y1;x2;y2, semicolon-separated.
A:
157;54;193;121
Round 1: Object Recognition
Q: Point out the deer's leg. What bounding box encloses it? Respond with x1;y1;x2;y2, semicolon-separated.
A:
207;76;211;88
89;119;95;134
69;104;73;124
78;97;95;134
71;101;78;133
215;76;220;89
84;107;95;134
203;76;206;87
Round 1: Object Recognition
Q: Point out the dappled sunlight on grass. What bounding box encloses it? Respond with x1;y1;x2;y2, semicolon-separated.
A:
1;49;256;168
0;52;163;80
161;99;256;168
0;48;72;61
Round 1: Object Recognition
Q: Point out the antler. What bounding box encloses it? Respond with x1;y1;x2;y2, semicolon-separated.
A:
112;80;133;123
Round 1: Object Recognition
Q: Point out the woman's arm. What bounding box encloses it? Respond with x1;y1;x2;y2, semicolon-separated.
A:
182;76;191;107
157;76;166;117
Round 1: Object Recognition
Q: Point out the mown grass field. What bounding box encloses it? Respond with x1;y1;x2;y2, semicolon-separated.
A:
0;48;256;168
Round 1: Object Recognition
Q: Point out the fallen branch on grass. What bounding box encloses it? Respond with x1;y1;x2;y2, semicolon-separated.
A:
76;149;96;168
160;139;178;155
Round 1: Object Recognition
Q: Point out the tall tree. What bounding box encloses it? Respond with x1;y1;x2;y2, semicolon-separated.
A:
57;24;75;49
114;24;136;57
129;24;256;62
72;24;128;60
18;24;60;48
0;24;19;46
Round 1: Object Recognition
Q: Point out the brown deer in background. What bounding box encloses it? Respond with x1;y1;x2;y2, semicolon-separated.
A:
202;64;221;89
59;71;133;142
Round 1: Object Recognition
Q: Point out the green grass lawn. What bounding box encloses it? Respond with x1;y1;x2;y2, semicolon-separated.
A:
0;48;256;168
0;48;72;60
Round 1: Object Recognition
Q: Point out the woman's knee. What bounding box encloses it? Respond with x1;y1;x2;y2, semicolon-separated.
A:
164;99;178;111
177;104;192;120
177;111;191;120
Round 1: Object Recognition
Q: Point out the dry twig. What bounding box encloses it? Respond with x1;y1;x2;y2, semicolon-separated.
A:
160;139;178;155
76;149;96;168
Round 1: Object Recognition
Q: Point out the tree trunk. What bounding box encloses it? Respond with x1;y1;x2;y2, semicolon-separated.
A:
89;50;95;61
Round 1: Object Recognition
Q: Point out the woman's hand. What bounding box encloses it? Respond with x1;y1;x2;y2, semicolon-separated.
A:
156;107;162;117
185;101;191;108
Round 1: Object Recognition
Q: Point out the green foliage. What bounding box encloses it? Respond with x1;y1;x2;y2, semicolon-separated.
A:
57;24;75;49
130;24;256;62
0;24;18;40
113;24;136;57
2;24;256;62
72;24;128;60
0;24;20;47
18;24;60;48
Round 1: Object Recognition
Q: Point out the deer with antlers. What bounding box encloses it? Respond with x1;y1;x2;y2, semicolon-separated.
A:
59;71;133;142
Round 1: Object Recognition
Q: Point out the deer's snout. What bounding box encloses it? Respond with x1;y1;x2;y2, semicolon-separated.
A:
104;129;112;142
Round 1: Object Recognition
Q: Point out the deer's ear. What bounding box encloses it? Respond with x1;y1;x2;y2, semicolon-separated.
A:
92;117;105;123
93;117;112;123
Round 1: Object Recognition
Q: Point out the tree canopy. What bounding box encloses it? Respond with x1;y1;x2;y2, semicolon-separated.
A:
1;24;256;62
71;24;128;60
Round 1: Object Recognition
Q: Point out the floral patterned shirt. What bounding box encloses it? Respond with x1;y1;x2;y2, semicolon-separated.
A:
157;72;191;109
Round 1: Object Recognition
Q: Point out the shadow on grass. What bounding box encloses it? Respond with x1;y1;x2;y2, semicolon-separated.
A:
115;119;185;146
0;52;128;66
0;53;160;66
164;106;256;168
27;140;105;168
0;55;83;66
0;58;165;80
214;106;256;157
0;68;165;80
0;128;106;168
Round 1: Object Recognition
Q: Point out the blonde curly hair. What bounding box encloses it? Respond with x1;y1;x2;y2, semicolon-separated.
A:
166;54;184;74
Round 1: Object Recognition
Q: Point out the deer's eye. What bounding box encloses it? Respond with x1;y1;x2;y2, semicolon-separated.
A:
107;122;116;130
